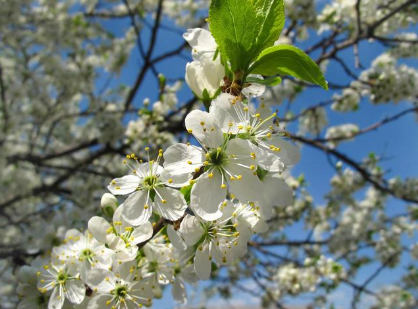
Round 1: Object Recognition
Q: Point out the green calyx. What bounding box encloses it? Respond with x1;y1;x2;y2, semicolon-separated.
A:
57;271;68;284
114;285;128;298
207;148;228;167
80;248;94;261
143;175;158;188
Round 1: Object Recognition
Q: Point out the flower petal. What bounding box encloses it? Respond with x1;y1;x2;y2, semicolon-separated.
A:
269;136;300;166
49;286;65;309
64;280;85;304
190;171;224;221
194;242;211;280
179;215;204;246
130;221;153;245
185;110;223;149
172;278;187;304
86;268;115;292
167;225;187;250
108;175;140;195
88;217;111;243
122;190;153;226
153;187;187;221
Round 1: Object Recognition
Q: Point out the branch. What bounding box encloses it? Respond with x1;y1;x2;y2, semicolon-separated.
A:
289;133;418;204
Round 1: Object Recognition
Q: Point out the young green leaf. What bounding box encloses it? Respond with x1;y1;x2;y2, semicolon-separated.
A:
248;45;328;90
209;0;258;72
252;0;285;56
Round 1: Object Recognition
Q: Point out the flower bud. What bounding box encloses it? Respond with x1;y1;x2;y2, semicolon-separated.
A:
185;58;224;103
101;193;118;217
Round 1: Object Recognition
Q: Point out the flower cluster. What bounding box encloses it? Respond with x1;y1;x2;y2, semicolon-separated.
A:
271;256;345;298
15;27;300;309
352;53;418;104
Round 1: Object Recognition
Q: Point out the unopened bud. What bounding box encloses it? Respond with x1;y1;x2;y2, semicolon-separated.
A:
101;193;118;217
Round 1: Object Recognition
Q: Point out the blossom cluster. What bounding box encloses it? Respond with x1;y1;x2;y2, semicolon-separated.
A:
15;27;299;309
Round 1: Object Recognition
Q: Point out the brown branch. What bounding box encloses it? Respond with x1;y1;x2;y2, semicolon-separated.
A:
289;133;418;204
123;0;165;112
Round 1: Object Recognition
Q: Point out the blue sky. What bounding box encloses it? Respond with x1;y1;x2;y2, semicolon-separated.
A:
94;7;418;309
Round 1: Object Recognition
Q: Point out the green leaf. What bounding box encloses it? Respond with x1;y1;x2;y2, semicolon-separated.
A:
209;0;258;72
248;45;328;90
246;75;282;86
252;0;285;55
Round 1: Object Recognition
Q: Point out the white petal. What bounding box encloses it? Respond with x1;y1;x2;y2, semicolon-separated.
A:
269;137;300;166
172;278;187;304
253;219;269;233
86;295;112;309
190;171;224;221
256;146;285;172
242;75;266;97
48;287;64;309
153;187;187;221
185;110;223;149
86;269;115;292
167;225;187;250
108;175;140;195
130;221;153;245
163;143;205;185
129;281;153;306
179;215;204;246
183;28;217;61
194;243;211;280
122;190;153;226
209;105;239;134
88;217;111;243
262;173;294;207
65;280;85;304
180;263;199;284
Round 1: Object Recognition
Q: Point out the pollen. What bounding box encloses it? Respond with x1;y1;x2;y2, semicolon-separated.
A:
237;175;242;180
200;121;205;126
187;161;192;165
168;179;173;184
221;184;227;189
188;129;193;133
208;173;213;178
144;205;149;209
161;199;167;204
250;152;256;159
250;165;255;170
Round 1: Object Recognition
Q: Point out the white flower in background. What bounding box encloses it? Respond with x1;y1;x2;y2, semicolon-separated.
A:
138;244;174;298
332;88;360;112
183;28;217;61
178;214;248;280
211;93;300;171
298;106;328;135
108;149;188;225
170;248;198;304
185;58;224;101
325;123;359;148
52;229;115;280
86;261;153;309
17;257;50;309
37;260;85;309
164;110;266;220
88;206;153;261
